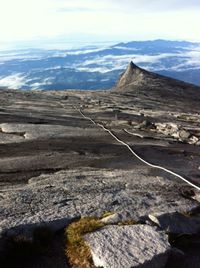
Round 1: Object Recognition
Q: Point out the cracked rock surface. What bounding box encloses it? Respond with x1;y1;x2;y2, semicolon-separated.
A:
0;63;200;267
84;224;170;268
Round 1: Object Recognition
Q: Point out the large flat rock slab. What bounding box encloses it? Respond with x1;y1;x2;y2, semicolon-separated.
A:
84;224;170;268
0;89;200;242
0;123;101;141
0;168;199;235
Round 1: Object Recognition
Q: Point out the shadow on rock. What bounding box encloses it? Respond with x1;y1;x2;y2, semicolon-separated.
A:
0;217;78;268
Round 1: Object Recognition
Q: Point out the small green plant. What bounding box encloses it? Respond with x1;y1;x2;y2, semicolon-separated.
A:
65;217;104;268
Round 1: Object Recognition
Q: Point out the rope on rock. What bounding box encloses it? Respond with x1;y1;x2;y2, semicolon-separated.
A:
76;107;200;191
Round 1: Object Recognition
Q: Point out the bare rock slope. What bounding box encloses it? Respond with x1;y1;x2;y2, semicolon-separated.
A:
0;63;200;267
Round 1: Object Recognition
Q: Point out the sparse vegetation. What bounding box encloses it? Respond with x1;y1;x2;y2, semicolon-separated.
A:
65;215;139;267
65;217;104;268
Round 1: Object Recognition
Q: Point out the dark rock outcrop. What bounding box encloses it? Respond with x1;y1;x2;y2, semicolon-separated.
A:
114;62;200;105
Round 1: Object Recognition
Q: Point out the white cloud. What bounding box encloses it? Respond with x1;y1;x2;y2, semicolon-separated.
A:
75;66;110;73
0;73;26;89
67;47;108;55
114;46;139;51
169;48;200;71
31;78;53;90
73;53;177;73
72;46;200;73
0;54;44;62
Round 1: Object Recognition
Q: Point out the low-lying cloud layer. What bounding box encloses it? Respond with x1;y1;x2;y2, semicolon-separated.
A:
0;73;26;89
0;41;200;90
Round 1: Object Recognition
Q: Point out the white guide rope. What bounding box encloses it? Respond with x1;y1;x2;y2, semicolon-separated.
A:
77;107;200;191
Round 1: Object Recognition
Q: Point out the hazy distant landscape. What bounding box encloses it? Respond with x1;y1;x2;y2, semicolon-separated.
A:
0;39;200;90
1;0;200;267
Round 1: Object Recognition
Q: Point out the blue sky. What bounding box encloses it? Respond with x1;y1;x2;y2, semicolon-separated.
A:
0;0;200;49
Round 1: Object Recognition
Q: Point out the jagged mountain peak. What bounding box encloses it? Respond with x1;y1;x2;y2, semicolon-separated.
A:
116;61;150;89
114;61;200;97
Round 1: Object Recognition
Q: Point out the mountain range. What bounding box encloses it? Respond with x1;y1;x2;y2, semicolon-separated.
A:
0;39;200;90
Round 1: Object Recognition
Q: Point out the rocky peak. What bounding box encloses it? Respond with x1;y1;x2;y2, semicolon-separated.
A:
116;61;147;89
114;61;200;100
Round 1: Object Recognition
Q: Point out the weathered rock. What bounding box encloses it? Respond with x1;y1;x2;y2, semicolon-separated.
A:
138;119;153;129
0;63;200;268
154;123;195;144
1;168;199;236
100;212;132;224
0;123;101;141
116;61;145;89
84;225;170;268
148;212;200;234
155;123;179;138
189;135;199;144
179;130;191;141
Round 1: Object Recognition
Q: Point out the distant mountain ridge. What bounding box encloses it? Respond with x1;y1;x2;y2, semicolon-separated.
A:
0;39;200;90
114;39;198;48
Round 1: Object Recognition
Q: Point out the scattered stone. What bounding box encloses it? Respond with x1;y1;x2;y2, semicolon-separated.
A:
154;123;195;143
84;224;170;268
189;135;199;145
179;130;191;141
192;193;200;203
138;119;152;129
148;214;161;227
155;123;179;138
100;212;132;224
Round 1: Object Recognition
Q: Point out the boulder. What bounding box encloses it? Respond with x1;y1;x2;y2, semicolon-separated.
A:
179;130;191;141
84;224;170;268
148;212;200;234
189;135;199;144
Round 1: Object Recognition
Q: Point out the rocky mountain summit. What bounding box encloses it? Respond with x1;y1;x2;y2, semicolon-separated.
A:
0;63;200;267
